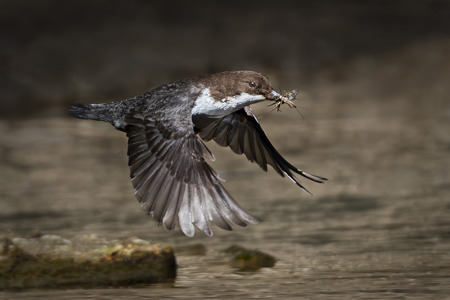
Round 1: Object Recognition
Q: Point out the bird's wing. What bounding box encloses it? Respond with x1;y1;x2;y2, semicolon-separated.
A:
125;115;258;237
197;107;327;194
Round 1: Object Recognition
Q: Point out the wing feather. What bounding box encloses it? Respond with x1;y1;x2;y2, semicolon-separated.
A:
197;107;327;194
126;115;257;237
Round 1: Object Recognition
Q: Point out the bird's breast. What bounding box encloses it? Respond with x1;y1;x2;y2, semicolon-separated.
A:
191;88;265;117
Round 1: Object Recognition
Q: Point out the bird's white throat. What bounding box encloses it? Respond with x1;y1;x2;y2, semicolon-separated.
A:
192;88;265;117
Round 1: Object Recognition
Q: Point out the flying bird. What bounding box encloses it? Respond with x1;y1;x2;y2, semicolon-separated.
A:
70;71;326;237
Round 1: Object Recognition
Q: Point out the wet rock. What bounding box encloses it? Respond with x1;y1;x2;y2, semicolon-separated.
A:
221;245;276;271
0;234;176;290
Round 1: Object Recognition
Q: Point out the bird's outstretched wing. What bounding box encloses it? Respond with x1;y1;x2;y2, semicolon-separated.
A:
125;115;258;237
197;107;327;193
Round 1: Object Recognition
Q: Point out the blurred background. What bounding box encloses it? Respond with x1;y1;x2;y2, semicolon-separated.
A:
1;0;449;298
2;0;449;117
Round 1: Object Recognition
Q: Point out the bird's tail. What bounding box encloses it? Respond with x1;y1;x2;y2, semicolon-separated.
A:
69;103;111;122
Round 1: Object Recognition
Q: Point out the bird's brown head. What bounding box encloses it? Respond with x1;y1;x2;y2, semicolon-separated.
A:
195;70;280;102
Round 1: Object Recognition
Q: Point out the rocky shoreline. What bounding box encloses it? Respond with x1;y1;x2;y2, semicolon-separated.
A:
0;233;275;290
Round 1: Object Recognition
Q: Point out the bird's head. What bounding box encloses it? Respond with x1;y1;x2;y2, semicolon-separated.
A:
192;71;282;117
198;70;280;101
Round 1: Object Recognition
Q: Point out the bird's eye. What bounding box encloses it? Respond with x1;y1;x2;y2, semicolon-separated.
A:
248;81;257;88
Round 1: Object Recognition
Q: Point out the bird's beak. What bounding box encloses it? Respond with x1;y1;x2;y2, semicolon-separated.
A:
266;90;280;100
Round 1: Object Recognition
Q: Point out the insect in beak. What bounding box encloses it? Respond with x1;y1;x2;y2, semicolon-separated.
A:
269;90;299;112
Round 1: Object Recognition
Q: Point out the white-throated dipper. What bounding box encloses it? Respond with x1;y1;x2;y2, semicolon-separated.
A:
70;70;326;237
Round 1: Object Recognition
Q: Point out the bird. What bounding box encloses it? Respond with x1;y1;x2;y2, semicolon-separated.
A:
69;70;327;237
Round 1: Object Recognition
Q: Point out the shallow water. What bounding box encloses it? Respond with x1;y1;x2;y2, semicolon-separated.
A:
1;94;449;299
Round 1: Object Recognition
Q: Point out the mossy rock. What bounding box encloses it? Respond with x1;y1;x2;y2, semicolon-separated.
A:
221;245;276;271
0;235;176;290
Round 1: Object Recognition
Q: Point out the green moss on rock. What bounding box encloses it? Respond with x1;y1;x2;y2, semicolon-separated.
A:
221;245;276;271
0;235;176;290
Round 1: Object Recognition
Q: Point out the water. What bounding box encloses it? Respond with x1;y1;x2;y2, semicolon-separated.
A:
1;96;449;299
